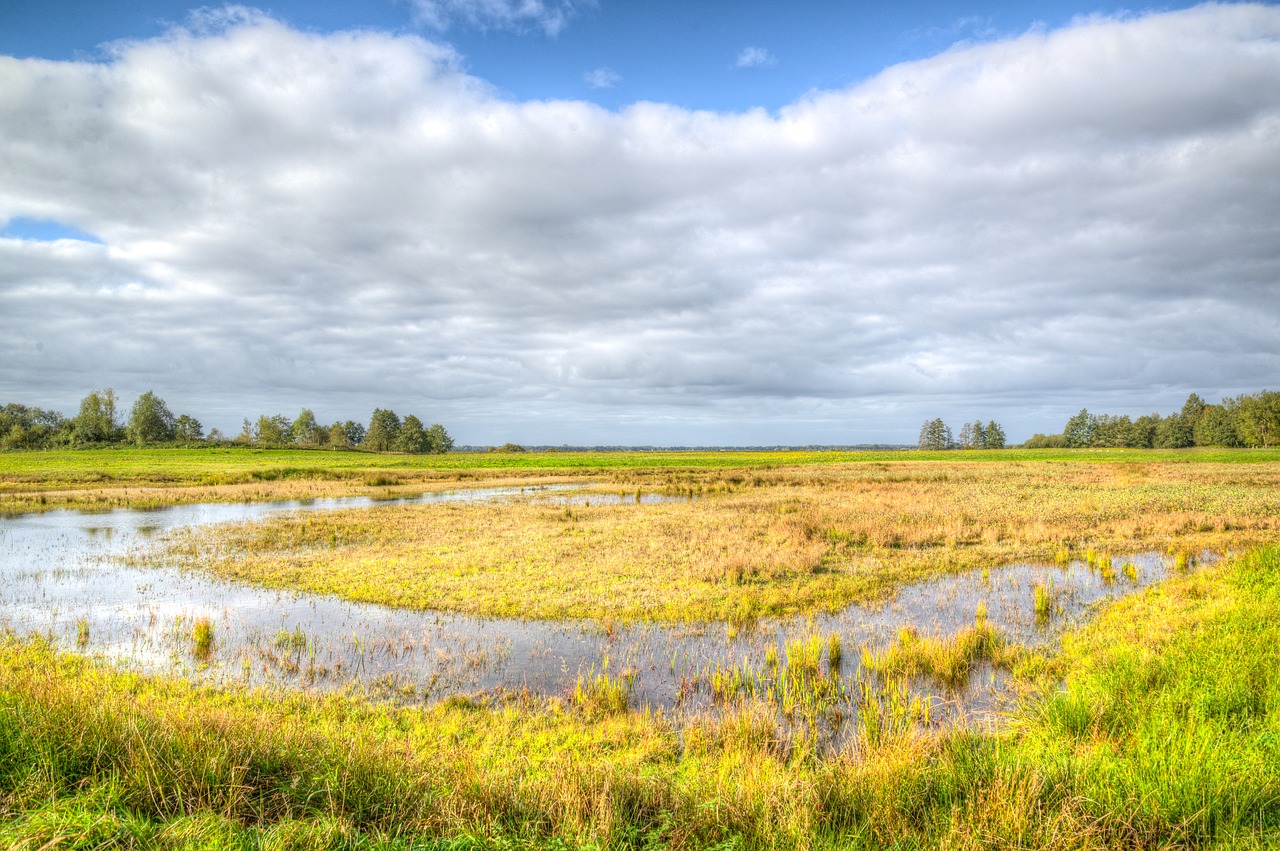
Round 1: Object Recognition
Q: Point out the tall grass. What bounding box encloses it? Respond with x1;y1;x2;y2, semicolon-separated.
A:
4;545;1280;847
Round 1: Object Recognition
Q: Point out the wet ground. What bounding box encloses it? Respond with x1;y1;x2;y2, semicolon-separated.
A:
1;485;1194;737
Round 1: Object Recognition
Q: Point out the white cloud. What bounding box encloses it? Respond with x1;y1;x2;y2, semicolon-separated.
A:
1;4;1278;443
411;0;590;35
584;66;620;89
734;45;777;69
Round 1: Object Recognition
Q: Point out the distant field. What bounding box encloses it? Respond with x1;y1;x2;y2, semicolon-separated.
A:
3;445;1279;513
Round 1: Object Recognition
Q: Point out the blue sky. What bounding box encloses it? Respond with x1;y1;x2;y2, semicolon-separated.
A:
1;1;1278;444
0;0;1210;111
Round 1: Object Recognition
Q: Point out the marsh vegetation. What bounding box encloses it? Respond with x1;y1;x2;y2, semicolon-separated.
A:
2;448;1279;848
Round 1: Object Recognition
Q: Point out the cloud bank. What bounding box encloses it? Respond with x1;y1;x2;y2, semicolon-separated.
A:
1;4;1278;443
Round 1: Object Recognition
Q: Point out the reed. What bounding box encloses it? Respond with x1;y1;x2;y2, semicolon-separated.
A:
191;616;214;659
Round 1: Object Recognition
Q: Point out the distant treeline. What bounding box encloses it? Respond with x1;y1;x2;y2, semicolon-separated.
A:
917;419;1007;450
0;389;452;454
1025;391;1280;449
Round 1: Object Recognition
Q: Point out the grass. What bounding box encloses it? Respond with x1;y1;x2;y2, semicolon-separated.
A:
191;617;215;660
156;458;1280;623
3;445;1279;513
4;545;1279;848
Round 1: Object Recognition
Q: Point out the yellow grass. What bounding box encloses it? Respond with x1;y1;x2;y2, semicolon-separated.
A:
162;460;1280;622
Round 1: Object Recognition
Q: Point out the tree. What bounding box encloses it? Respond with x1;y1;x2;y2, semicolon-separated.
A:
1231;390;1280;447
984;420;1006;449
1194;405;1239;447
1155;414;1193;448
0;403;66;450
1181;393;1207;432
1063;409;1095;448
425;423;454;454
174;414;204;445
1131;414;1160;448
254;414;291;448
327;422;350;448
1092;414;1138;448
917;418;952;450
395;414;428;453
364;408;401;452
342;420;365;447
127;391;176;445
290;409;322;447
74;389;120;444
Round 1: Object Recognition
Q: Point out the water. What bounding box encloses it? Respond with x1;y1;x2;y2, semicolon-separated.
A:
0;487;1195;736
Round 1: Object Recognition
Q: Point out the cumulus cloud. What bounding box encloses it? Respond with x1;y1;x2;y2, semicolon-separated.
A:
734;45;777;69
1;4;1279;443
411;0;590;35
583;66;620;89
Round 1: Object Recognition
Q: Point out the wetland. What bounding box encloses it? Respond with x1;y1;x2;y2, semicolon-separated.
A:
2;448;1280;849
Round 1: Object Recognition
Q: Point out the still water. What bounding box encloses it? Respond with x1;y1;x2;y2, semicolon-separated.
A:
1;486;1191;732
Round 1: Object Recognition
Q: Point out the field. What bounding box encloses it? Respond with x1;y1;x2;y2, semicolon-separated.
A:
3;447;1280;848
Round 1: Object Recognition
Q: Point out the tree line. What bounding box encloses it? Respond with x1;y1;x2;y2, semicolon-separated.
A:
1;389;452;454
917;418;1008;450
1024;391;1280;449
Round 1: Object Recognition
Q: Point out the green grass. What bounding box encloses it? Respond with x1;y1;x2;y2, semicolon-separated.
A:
4;446;1280;513
4;545;1280;847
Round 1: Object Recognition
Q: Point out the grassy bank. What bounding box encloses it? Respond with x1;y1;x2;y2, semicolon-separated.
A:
3;446;1279;513
164;460;1280;622
3;545;1279;849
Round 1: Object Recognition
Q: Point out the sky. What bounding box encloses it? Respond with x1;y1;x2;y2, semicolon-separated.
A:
1;1;1278;446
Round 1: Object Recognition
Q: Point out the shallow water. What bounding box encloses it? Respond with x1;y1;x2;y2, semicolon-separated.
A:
0;486;1194;736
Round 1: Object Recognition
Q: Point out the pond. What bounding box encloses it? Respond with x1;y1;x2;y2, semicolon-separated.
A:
0;485;1195;739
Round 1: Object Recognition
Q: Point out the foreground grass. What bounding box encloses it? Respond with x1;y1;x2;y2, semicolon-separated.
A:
167;460;1280;622
3;446;1278;513
4;546;1279;849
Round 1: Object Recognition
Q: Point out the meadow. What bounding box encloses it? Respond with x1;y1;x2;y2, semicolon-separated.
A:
2;447;1280;848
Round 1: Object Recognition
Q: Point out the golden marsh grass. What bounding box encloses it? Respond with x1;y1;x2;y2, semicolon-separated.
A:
166;460;1280;623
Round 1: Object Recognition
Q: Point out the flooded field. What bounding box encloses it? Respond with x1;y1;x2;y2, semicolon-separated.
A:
0;484;1199;741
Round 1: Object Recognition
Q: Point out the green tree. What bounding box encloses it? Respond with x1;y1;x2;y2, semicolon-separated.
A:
1131;414;1160;448
0;404;66;450
174;415;203;445
364;409;401;452
1194;405;1239;447
290;409;322;447
1063;409;1095;448
327;422;350;448
254;414;291;448
1231;391;1280;447
984;420;1006;449
342;420;365;447
127;391;176;446
1155;414;1193;448
425;423;454;454
917;418;952;450
1181;393;1207;435
74;389;120;444
394;415;428;453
